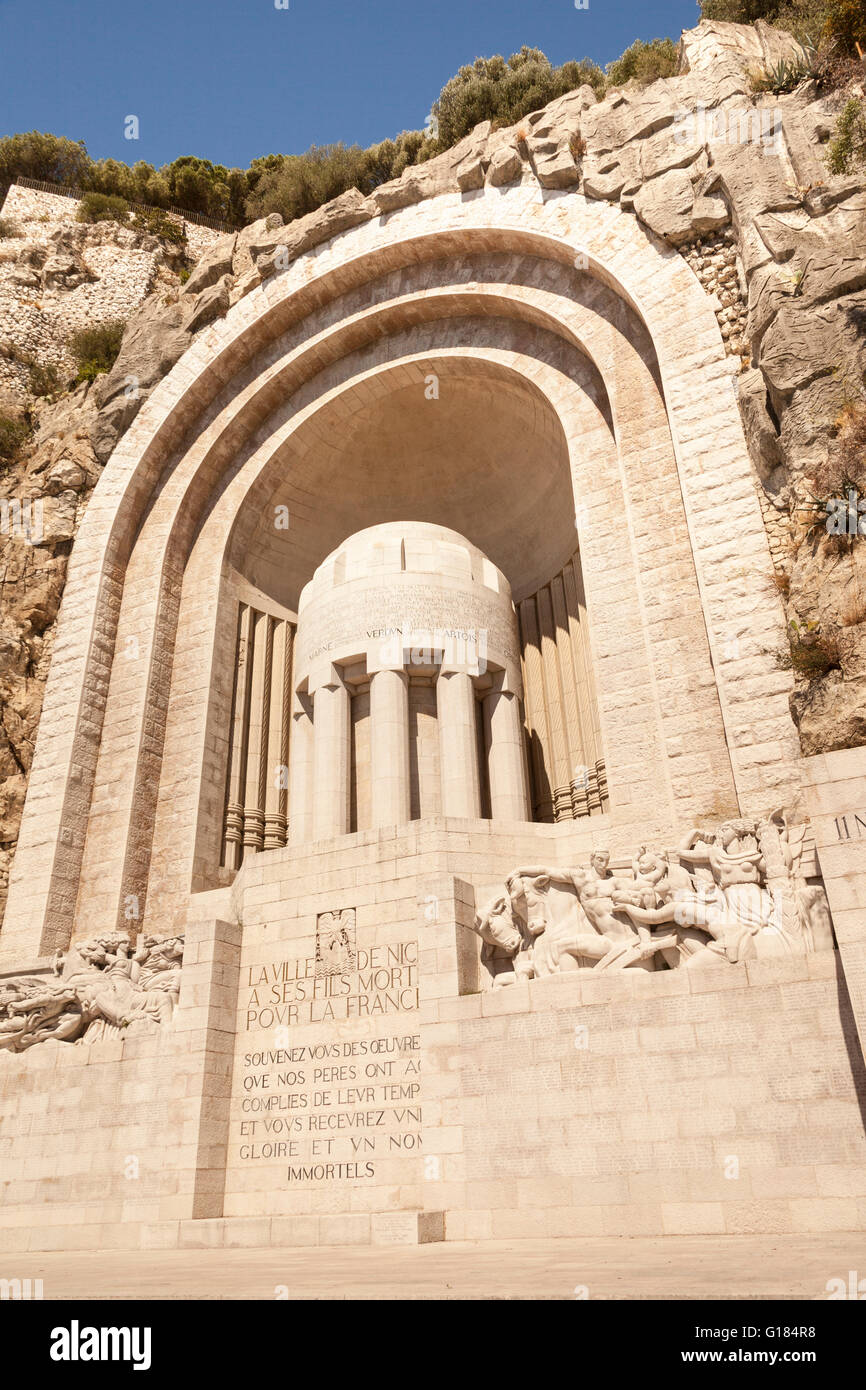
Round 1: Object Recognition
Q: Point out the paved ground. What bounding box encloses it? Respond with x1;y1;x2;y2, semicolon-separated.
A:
14;1233;866;1299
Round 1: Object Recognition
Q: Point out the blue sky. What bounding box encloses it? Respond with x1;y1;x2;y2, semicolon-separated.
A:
0;0;700;169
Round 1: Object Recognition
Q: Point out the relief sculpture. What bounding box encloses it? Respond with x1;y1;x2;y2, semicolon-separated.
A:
473;818;834;987
0;934;184;1053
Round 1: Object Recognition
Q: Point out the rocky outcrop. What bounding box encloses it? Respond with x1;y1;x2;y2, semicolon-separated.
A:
0;188;222;406
0;386;102;920
90;294;194;462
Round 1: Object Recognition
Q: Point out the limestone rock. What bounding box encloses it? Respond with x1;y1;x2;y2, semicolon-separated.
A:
229;264;263;306
183;274;232;334
11;241;46;287
370;173;426;215
640;129;703;182
691;194;730;234
90;297;192;463
182;234;237;295
760;292;866;402
42;457;87;495
233;213;283;278
736;367;786;496
528;135;579;190
252;188;372;277
790;671;866;756
582;145;641;202
633;168;696;245
38;491;77;544
487;145;523;187
453;152;486;192
678;17;802;78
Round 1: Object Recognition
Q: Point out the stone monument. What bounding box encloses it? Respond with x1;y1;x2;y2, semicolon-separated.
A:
1;21;865;1252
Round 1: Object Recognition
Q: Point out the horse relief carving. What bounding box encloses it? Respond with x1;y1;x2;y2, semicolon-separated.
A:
472;815;834;988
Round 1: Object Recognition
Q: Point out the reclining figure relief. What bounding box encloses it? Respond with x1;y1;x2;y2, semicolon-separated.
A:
472;815;834;988
0;933;184;1053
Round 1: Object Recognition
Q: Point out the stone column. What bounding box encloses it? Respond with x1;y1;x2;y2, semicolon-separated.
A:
242;609;269;855
263;619;292;850
370;668;410;828
224;604;254;871
483;682;529;822
287;690;314;844
312;672;351;840
437;669;481;818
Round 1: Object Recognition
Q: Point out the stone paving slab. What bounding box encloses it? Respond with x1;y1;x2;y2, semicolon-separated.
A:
13;1234;866;1300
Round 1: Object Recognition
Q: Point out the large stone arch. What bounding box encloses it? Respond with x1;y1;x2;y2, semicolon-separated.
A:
0;183;799;968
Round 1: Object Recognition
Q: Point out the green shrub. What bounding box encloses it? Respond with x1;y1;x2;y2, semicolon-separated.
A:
0;414;31;465
429;48;605;151
750;38;820;91
606;38;679;89
0;217;18;238
131;206;187;244
76;191;130;225
67;320;125;384
28;359;62;398
824;0;866;51
827;98;866;175
787;625;842;678
244;142;376;223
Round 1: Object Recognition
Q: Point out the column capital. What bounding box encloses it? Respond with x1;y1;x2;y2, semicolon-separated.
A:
437;664;477;682
307;661;349;697
368;663;410;683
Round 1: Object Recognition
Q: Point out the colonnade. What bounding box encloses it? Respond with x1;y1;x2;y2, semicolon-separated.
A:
222;602;293;868
288;664;529;843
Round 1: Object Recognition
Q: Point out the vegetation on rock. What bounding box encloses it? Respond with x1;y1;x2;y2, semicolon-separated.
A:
0;412;31;466
1;6;863;232
749;37;821;91
812;403;866;500
76;191;131;224
429;47;606;147
605;38;679;88
67;321;126;384
700;0;865;49
827;97;866;173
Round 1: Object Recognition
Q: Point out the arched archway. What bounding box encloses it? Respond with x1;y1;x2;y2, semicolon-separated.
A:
0;185;798;965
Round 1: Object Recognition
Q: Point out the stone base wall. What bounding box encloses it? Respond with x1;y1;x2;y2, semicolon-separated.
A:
436;950;866;1241
0;916;241;1253
1;824;865;1252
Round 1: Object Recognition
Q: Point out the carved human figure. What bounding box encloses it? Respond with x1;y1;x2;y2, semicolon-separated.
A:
137;936;184;1010
507;857;674;974
470;817;833;987
763;811;835;953
0;932;186;1051
618;823;777;963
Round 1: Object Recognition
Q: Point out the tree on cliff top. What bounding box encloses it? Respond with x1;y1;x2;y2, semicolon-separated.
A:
429;47;605;149
0;131;89;188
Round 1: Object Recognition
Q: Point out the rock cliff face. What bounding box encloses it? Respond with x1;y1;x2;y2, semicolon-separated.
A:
0;18;864;919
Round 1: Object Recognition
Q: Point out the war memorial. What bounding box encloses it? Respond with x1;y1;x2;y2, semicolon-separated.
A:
0;19;865;1305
